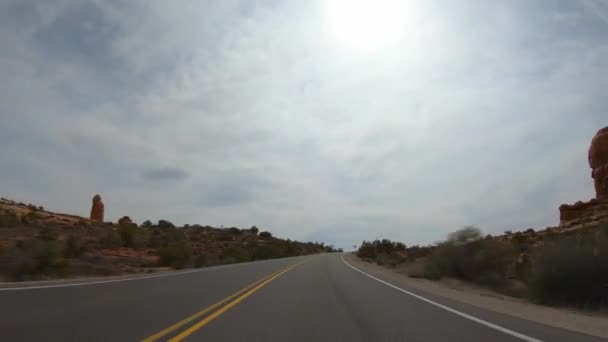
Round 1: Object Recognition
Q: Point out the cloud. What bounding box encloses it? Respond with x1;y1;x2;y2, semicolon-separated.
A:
0;0;607;249
141;167;190;181
582;0;608;24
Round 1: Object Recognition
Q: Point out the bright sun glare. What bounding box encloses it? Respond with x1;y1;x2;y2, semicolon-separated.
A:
327;0;408;50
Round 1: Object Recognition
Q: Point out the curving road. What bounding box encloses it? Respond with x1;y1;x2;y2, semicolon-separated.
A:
0;253;603;341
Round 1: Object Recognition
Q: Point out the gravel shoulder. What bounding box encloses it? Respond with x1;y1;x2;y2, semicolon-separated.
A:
344;253;608;339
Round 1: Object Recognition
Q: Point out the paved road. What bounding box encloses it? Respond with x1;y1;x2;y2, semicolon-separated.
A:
0;254;603;341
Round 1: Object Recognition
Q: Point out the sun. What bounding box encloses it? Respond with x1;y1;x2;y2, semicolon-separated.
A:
327;0;409;50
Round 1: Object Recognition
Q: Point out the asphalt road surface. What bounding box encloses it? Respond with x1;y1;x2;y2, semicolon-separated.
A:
0;253;604;341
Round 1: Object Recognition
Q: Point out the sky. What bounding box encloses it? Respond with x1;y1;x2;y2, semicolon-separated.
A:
1;0;607;250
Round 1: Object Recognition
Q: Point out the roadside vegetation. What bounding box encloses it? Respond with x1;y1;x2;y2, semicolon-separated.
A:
357;222;608;309
0;200;339;281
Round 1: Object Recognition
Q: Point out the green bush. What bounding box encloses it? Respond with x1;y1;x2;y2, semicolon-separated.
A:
424;237;517;287
3;240;68;280
101;230;123;249
259;231;272;239
357;239;407;265
527;232;608;308
159;242;192;269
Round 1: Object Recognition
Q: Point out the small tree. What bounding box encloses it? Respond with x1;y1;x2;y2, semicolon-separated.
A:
250;226;259;235
259;231;272;239
158;220;175;229
447;226;482;245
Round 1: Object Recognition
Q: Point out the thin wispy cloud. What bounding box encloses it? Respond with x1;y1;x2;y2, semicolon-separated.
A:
0;0;606;249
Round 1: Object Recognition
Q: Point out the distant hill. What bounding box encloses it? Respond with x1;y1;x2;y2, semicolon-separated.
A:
0;197;339;281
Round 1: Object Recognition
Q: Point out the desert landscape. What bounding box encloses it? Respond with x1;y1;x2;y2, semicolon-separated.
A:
356;126;608;310
0;195;339;281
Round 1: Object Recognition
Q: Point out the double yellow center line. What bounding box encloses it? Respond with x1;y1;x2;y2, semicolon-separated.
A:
142;262;302;342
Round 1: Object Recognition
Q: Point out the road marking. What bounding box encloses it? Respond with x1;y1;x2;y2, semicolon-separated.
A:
167;263;300;342
341;255;543;342
142;262;301;342
0;257;300;291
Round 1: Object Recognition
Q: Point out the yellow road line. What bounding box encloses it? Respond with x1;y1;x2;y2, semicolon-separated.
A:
141;264;296;342
168;263;300;342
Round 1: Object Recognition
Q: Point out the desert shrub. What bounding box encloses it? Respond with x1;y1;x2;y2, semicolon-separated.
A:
222;247;250;262
188;231;203;242
448;226;482;244
2;240;68;280
0;212;20;228
424;233;517;287
141;220;153;228
63;234;86;258
193;254;207;268
259;231;272;239
216;233;233;242
117;224;138;248
252;244;283;260
357;241;377;260
38;227;58;241
159;242;192;269
250;226;259;235
357;239;407;265
101;230;123;249
147;229;164;248
158;220;175;229
148;228;187;248
193;254;222;268
405;245;433;261
527;231;608;308
514;253;532;282
285;241;299;256
24;211;43;223
511;233;531;251
228;227;242;235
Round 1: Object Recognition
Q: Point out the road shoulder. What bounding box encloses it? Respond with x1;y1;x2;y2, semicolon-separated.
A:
344;253;608;339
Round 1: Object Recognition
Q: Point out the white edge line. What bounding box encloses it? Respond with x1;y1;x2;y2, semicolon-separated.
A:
0;256;302;291
340;255;543;342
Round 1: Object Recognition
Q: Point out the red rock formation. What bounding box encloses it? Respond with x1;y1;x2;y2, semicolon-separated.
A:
90;194;104;222
589;126;608;200
559;126;608;225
